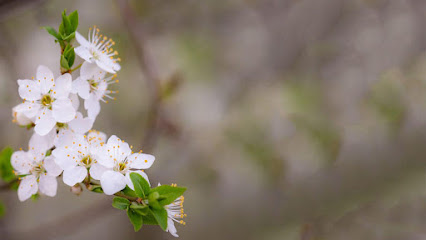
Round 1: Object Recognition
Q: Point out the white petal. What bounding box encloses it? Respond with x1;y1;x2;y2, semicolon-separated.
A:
128;153;155;169
167;218;179;237
74;46;93;63
81;61;106;80
75;31;91;48
14;101;40;119
38;174;57;197
17;79;41;100
11;151;31;174
52;148;78;170
100;170;126;195
84;95;100;120
63;166;87;186
52;99;76;123
12;104;33;126
70;93;80;110
29;130;55;151
125;171;150;190
87;130;107;148
95;58;116;73
94;81;108;99
44;156;62;177
34;108;56;136
36;65;54;94
51;73;72;99
72;77;90;99
18;175;38;202
68;112;93;134
89;163;108;180
106;135;132;162
54;129;75;148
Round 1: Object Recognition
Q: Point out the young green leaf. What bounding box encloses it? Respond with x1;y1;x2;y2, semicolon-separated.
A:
112;197;130;210
122;186;138;198
129;172;150;198
130;203;148;215
43;26;61;40
0;147;15;183
59;22;65;35
62;32;75;41
150;185;186;206
127;209;143;231
60;55;70;70
68;10;78;32
149;207;168;231
142;211;159;225
61;10;72;35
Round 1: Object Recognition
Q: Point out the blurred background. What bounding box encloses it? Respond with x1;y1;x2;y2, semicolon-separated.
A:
0;0;426;239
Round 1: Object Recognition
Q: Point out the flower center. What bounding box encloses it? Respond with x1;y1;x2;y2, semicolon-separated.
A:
56;122;68;129
118;162;126;171
89;79;98;92
90;49;100;60
41;94;53;107
30;163;45;178
81;156;93;167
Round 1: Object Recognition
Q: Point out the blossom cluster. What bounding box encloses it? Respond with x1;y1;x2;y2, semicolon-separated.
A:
9;11;185;237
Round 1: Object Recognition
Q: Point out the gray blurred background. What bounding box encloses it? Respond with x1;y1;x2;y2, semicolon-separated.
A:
1;0;426;239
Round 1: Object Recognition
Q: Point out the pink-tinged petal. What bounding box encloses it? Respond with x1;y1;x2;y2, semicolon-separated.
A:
17;79;41;100
74;46;93;63
100;170;127;195
125;171;150;190
70;93;80;110
11;151;31;174
51;147;78;170
68;112;93;134
14;102;40;119
81;61;106;80
29;130;55;151
38;174;57;197
44;156;63;177
52;99;76;123
128;153;155;170
18;175;38;201
72;77;90;99
63;166;87;186
75;31;91;48
84;95;101;120
36;65;54;94
51;73;72;99
34;108;56;136
89;163;108;180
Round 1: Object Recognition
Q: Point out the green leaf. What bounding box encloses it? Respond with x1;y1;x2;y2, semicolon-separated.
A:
127;209;143;231
149;207;168;231
90;185;103;193
62;32;75;41
112;197;130;210
150;185;186;206
59;22;65;35
130;203;148;215
67;49;75;67
43;26;61;40
0;200;5;218
130;172;150;198
0;147;15;183
141;211;159;225
60;55;70;70
31;193;39;202
68;10;78;32
61;10;72;35
122;186;138;198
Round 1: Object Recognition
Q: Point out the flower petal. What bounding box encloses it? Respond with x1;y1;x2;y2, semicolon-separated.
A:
12;104;33;126
105;135;132;162
52;147;78;170
18;175;38;201
36;65;54;94
75;31;91;48
100;170;126;195
51;73;72;99
44;156;63;177
89;163;108;180
128;153;155;169
68;112;93;134
14;101;40;119
52;98;76;123
17;79;41;100
81;61;106;80
63;166;87;186
54;129;75;148
125;171;150;190
72;77;90;99
38;174;57;197
74;46;93;63
29;130;56;152
11;151;31;174
167;218;179;237
70;93;80;110
34;108;56;136
84;95;100;120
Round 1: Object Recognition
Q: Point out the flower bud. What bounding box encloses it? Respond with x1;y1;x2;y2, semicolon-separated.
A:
70;184;83;195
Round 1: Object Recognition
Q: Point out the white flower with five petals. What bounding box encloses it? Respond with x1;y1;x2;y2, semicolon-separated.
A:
11;143;62;201
97;135;155;195
74;26;121;73
72;61;118;120
52;130;107;186
15;65;76;136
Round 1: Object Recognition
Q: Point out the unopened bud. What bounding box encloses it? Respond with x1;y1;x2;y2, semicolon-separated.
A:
70;184;83;195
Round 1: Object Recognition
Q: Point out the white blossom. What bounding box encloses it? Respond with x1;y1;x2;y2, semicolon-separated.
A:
163;184;186;238
72;61;118;120
74;26;121;73
52;130;107;186
97;135;155;195
15;65;76;136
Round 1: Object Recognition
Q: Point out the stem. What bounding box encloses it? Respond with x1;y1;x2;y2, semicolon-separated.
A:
69;63;82;73
113;192;139;202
